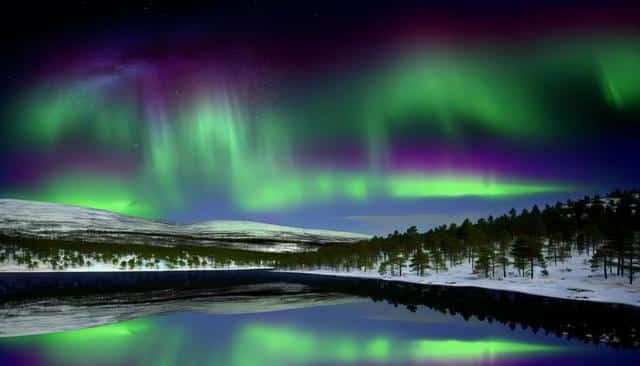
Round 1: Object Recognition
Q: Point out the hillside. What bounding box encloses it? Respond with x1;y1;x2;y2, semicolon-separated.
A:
0;199;370;253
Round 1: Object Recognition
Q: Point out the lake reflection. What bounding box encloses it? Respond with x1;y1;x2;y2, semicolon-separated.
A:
0;302;583;366
1;295;640;365
1;273;640;365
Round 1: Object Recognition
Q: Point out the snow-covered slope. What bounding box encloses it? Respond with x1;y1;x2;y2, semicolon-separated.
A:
0;199;370;253
283;251;640;307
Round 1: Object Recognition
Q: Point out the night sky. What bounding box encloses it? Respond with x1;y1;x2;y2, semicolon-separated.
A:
1;1;640;234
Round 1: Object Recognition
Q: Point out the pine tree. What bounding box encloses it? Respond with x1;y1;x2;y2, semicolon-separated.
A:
385;255;405;276
591;240;614;279
430;248;448;273
511;236;527;277
497;230;511;278
512;236;546;279
475;243;493;277
623;234;640;284
466;226;488;271
378;260;388;276
410;249;431;276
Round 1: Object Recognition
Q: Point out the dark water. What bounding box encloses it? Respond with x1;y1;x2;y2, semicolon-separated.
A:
0;272;639;365
1;300;639;366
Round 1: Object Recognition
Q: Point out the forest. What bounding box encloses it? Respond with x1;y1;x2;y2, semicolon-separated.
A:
358;189;640;284
1;189;639;284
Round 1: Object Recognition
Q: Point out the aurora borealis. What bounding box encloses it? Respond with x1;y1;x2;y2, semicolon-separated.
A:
230;324;564;365
0;318;567;366
2;2;640;233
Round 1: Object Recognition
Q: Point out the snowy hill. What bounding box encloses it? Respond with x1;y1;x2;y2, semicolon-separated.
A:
0;199;370;253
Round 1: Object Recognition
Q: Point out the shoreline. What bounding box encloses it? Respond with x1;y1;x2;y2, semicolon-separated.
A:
0;268;638;309
279;270;640;308
3;269;640;350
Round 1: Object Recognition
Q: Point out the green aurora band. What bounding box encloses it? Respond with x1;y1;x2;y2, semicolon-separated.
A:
231;324;566;365
2;319;183;366
6;36;639;216
0;320;568;365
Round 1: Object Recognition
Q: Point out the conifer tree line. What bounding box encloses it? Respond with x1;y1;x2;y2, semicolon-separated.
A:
355;189;640;283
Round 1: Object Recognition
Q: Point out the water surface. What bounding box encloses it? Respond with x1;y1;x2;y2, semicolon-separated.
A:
1;277;639;366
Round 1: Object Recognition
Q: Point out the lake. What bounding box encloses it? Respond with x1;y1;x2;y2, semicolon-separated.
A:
1;271;639;365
